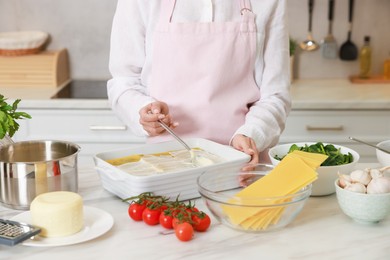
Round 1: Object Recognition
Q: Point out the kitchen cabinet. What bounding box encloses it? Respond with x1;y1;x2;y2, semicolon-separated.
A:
279;110;390;162
13;108;146;166
14;108;388;165
4;79;390;165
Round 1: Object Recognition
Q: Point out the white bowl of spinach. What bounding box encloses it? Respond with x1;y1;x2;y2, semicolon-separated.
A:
269;142;360;196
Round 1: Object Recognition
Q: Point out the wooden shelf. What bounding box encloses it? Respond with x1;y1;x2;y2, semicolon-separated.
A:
0;49;70;88
349;75;390;84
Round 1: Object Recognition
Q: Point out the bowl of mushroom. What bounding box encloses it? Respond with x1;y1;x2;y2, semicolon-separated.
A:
335;166;390;224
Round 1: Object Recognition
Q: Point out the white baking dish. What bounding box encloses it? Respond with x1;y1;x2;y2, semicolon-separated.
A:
94;138;250;201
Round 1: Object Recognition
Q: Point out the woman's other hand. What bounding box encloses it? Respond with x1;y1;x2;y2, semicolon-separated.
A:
139;101;177;136
231;134;259;164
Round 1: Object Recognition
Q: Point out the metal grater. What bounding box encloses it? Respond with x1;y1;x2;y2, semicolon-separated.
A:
0;219;41;246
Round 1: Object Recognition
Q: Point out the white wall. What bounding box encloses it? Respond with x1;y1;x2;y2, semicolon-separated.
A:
0;0;115;80
289;0;390;79
0;0;389;80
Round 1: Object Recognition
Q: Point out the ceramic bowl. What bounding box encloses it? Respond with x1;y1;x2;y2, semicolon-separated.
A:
335;180;390;224
94;138;250;202
376;140;390;168
197;164;311;233
268;142;360;196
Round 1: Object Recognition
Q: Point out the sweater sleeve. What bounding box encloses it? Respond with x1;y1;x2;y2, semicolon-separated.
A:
107;0;155;137
232;0;291;152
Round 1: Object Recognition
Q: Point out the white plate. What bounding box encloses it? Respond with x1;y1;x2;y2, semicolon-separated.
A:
10;206;114;247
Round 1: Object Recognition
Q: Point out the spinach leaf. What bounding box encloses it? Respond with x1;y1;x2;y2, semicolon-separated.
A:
275;142;354;166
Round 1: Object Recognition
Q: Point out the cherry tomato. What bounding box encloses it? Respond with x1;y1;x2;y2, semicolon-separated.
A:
192;212;211;232
142;207;161;225
159;211;174;229
172;210;191;229
159;204;169;212
175;222;194;242
128;202;146;221
186;206;199;214
140;198;153;207
172;216;180;230
52;161;61;176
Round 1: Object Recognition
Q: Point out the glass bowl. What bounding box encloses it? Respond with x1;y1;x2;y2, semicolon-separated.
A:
197;164;312;232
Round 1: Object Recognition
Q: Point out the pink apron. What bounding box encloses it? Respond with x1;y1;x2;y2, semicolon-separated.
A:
149;0;260;145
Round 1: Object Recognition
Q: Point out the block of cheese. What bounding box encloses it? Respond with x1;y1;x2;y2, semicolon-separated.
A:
31;191;84;237
223;150;328;230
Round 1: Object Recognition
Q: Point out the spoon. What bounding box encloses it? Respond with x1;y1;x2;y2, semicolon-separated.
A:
349;137;390;154
300;0;319;52
158;120;196;164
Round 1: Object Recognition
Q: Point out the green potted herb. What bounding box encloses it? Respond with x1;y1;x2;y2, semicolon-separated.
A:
0;94;31;146
290;37;297;57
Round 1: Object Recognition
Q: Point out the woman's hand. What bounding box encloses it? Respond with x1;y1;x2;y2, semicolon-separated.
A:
231;134;259;164
139;101;177;136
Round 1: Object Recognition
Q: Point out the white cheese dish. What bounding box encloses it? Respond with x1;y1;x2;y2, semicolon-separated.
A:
94;138;250;201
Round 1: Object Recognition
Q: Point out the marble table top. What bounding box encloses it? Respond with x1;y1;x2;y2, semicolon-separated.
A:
1;163;389;260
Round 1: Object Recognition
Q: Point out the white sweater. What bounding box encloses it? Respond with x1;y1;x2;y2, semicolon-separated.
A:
108;0;291;151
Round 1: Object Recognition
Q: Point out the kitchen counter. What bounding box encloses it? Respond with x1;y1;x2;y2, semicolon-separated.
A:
1;163;389;260
291;79;390;110
1;79;390;110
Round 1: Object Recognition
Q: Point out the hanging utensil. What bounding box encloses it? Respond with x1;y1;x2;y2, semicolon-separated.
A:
339;0;358;60
321;0;337;59
300;0;319;52
349;137;390;154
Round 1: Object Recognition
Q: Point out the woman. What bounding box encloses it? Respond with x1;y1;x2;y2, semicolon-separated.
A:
108;0;291;164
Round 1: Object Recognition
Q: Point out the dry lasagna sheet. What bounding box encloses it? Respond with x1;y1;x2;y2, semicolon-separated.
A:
107;149;224;176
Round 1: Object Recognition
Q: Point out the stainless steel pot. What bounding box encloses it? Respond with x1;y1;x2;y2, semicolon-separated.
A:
0;140;80;210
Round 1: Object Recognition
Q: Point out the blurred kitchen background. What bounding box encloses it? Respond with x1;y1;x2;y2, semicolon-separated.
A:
0;0;389;80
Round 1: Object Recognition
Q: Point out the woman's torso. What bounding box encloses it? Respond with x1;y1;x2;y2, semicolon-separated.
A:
137;0;279;92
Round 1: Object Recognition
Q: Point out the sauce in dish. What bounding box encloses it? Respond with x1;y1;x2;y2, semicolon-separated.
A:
106;149;223;176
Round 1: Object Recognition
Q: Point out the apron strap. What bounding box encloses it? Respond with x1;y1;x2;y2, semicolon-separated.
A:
239;0;255;29
159;0;254;25
239;0;252;14
159;0;177;25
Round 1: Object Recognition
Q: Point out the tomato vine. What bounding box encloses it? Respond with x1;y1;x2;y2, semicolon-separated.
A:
123;192;211;242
